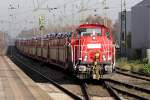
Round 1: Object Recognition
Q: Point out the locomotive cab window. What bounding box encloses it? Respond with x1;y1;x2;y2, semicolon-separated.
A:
72;31;80;39
105;32;110;40
79;28;101;36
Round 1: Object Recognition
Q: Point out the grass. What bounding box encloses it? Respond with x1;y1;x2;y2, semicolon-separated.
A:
116;57;150;75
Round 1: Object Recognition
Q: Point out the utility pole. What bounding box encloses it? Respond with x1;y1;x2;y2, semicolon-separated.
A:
8;2;17;57
102;0;109;26
32;16;36;36
80;0;84;24
120;0;123;56
63;4;66;27
102;0;107;26
124;0;127;56
72;4;74;31
120;0;127;56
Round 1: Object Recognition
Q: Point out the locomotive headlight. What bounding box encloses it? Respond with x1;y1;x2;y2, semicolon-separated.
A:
102;54;106;61
108;57;112;60
92;36;96;40
78;65;86;72
104;65;109;71
84;55;88;62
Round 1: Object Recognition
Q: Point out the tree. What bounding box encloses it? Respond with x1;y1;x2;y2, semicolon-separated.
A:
111;21;120;44
83;15;113;29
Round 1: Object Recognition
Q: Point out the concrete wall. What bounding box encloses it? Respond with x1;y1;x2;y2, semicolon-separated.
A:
148;1;150;48
147;49;150;63
131;0;149;49
131;0;150;62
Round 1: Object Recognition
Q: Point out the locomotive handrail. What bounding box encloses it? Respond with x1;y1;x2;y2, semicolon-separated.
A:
72;44;115;64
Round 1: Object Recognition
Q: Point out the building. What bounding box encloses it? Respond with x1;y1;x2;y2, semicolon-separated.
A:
131;0;150;49
131;0;150;61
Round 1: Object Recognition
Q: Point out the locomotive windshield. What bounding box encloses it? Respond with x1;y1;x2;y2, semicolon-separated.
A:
79;28;101;36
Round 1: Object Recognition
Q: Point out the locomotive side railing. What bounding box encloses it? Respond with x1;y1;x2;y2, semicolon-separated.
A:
72;44;116;65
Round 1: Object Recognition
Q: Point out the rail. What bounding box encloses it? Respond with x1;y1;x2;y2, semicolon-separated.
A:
111;86;148;100
80;82;90;100
115;67;150;82
105;79;150;99
103;81;122;100
105;79;150;93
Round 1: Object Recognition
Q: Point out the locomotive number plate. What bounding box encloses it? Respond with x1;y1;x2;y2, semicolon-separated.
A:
87;44;101;48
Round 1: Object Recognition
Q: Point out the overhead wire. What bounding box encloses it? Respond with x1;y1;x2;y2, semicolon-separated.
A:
16;0;143;32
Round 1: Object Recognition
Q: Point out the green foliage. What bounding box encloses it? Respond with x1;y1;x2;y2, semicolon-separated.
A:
116;57;150;75
117;57;128;63
129;59;141;64
142;58;149;64
143;64;150;75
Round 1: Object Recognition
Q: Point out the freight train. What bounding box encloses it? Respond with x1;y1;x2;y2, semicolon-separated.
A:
15;24;116;80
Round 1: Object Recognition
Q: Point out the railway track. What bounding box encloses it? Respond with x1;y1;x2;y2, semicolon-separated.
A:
115;67;150;82
80;82;90;100
10;52;82;100
12;54;120;100
103;81;122;100
9;47;124;100
9;47;150;100
9;53;150;100
105;79;150;100
80;80;122;100
109;67;150;99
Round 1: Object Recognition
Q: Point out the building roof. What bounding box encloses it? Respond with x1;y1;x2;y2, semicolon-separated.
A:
132;0;150;9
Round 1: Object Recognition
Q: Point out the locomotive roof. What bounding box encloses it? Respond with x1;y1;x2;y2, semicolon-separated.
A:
79;24;108;29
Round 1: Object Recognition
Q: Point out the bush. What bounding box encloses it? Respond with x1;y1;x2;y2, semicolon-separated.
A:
117;57;128;63
131;60;141;64
142;58;149;64
143;64;150;75
116;57;150;75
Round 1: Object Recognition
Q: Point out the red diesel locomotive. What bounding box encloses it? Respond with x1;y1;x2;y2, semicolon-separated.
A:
15;24;116;80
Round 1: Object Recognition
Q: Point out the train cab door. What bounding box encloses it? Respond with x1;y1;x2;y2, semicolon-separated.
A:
71;31;81;65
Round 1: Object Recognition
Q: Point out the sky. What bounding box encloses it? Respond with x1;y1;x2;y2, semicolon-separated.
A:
0;0;143;38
